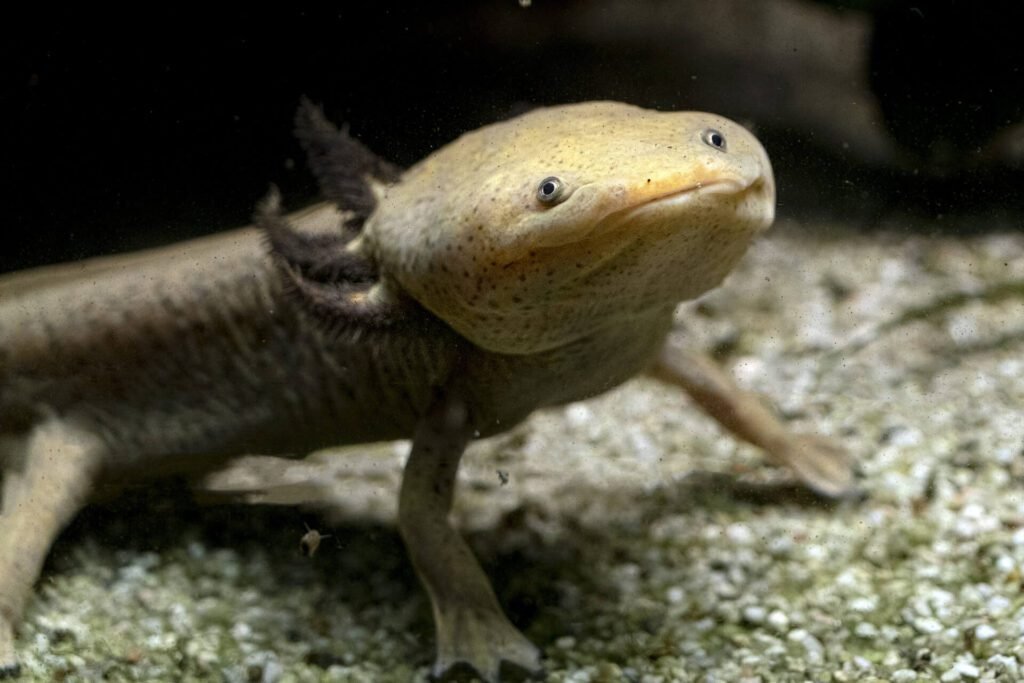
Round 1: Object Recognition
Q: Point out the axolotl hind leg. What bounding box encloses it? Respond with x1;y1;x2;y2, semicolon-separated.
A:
0;419;105;678
398;395;541;682
650;340;857;499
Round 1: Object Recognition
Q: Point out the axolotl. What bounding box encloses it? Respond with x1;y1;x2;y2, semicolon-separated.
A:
0;101;853;680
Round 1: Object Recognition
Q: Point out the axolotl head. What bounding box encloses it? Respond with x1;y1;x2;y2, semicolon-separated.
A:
365;101;775;355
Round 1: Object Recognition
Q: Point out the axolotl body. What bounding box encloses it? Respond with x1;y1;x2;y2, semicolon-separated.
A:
0;101;852;680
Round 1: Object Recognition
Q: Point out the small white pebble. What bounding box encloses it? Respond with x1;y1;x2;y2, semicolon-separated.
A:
974;623;997;641
168;603;192;634
767;535;794;556
962;503;986;520
995;556;1016;574
740;654;763;667
804;543;828;561
786;628;808;643
119;564;150;582
946;661;980;680
957;662;980;679
987;653;1019;677
852;655;873;670
891;670;919;682
742;606;766;624
995;446;1016;464
849;596;877;612
986;595;1010;615
881;624;901;642
555;636;577;649
694;617;716;633
947;313;980;345
886;425;923;448
882;650;902;667
913;617;943;635
627;428;659;461
835;568;860;589
231;621;253;642
712;576;739;599
767;610;789;631
997;358;1024;377
725;523;754;545
854;622;878;638
145;632;177;651
33;633;50;652
666;587;685;604
793;631;824;664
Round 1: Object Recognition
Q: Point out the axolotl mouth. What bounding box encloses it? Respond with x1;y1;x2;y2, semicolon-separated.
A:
592;176;774;240
520;174;775;256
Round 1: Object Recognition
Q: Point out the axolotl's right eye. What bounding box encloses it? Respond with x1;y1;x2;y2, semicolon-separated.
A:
536;176;566;205
702;129;727;151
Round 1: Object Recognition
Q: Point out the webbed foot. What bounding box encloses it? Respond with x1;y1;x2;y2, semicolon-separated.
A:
0;620;20;679
432;603;541;681
770;432;858;499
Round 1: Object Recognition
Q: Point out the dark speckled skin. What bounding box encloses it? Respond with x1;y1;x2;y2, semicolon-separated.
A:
0;217;451;460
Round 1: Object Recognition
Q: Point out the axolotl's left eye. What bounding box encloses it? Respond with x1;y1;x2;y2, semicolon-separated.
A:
702;129;727;151
536;176;566;205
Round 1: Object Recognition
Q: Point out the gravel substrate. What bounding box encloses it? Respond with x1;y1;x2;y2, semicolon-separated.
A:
13;221;1024;682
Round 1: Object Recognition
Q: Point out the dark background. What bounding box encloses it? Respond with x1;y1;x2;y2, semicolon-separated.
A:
3;1;1023;274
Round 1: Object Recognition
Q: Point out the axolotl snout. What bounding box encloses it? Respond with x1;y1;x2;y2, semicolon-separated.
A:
0;101;851;681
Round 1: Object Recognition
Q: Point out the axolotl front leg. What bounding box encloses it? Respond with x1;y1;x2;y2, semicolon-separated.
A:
398;393;541;682
651;340;856;498
263;178;539;680
0;419;106;677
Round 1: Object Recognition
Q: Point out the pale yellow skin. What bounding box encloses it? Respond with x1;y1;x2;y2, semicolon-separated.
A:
0;101;852;681
368;101;775;354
